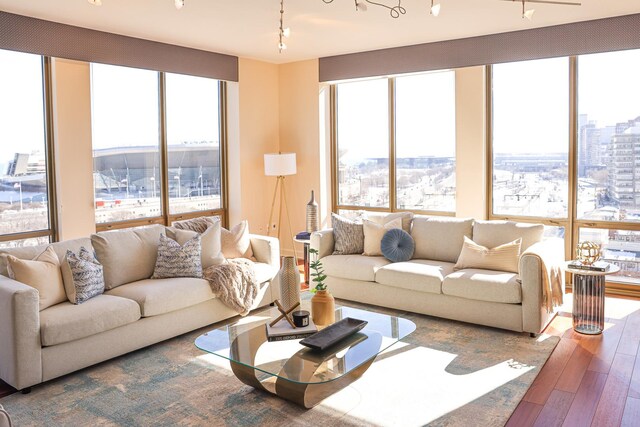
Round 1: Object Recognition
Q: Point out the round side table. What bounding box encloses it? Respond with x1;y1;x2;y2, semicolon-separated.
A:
565;262;620;335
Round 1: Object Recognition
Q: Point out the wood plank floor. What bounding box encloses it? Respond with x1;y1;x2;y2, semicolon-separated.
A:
508;293;640;427
2;293;640;427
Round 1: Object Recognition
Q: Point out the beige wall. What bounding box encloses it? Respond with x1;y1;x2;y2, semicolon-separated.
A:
50;58;96;240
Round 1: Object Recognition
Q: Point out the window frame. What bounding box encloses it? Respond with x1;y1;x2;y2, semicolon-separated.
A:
0;56;58;246
330;75;457;218
93;72;228;232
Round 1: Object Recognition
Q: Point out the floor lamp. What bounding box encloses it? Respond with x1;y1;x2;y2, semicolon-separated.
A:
264;152;299;263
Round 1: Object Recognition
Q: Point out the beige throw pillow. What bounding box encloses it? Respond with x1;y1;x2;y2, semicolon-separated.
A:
365;212;413;232
454;236;522;273
363;218;403;256
221;220;254;259
5;246;66;311
166;225;226;268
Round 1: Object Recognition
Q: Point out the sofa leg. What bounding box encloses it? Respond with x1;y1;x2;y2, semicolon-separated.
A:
20;387;31;395
530;332;537;338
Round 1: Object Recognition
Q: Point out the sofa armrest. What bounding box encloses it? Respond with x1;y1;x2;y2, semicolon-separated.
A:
0;275;42;390
250;234;280;269
519;238;565;334
310;229;334;259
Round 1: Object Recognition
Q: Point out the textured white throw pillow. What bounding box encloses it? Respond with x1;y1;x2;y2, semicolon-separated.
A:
365;211;413;232
166;224;225;268
363;218;403;256
454;236;522;273
221;220;254;259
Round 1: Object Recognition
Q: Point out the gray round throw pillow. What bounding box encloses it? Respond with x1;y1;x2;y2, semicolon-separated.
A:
381;228;415;262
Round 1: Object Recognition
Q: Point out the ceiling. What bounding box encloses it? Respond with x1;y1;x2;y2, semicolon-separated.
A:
0;0;639;64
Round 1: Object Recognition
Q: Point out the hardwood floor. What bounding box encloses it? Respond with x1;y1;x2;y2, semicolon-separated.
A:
3;292;639;427
508;293;640;427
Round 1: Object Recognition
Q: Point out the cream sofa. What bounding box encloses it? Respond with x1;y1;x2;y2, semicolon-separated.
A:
311;216;564;335
0;225;279;392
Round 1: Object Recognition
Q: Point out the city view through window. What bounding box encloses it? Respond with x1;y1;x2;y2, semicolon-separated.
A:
336;70;456;213
0;49;51;248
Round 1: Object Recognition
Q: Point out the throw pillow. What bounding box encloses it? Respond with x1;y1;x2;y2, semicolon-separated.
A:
331;213;364;255
381;228;415;262
454;236;522;273
221;220;254;259
363;218;403;256
5;246;66;311
61;247;105;304
172;216;219;234
365;211;414;233
152;233;203;279
166;222;225;268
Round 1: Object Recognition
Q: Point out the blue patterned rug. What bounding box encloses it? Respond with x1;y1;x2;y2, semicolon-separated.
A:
0;301;559;426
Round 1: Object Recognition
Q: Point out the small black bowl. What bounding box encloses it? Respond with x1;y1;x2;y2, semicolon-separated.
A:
292;310;310;327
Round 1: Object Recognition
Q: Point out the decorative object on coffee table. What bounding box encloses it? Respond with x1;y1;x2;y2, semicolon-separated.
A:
306;190;319;233
575;241;601;265
277;255;301;311
566;261;620;335
300;317;368;351
270;299;300;329
309;248;335;326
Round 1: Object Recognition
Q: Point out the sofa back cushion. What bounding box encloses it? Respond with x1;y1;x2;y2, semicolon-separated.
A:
411;216;474;263
91;225;165;290
472;220;544;252
0;237;92;277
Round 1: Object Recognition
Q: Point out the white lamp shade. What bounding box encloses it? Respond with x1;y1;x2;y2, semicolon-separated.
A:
264;153;297;176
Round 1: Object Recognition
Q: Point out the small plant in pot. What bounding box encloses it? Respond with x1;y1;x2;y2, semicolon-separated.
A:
309;248;335;326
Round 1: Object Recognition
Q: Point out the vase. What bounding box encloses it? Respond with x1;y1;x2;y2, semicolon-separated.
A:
311;290;335;326
306;190;319;233
278;256;301;311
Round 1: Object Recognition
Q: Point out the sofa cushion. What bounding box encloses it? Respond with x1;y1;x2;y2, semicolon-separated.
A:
442;269;522;304
91;225;165;290
40;295;141;346
322;254;390;282
454;237;522;274
332;213;364;255
375;260;454;294
411;216;474;263
105;277;214;317
152;234;203;279
0;237;92;277
61;247;105;304
253;262;278;284
221;220;254;259
166;224;225;269
472;220;544;252
363;218;402;256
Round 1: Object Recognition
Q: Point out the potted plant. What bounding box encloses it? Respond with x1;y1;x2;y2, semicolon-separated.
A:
309;248;335;326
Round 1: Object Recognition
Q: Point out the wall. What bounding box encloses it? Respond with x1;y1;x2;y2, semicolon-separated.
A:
50;58;96;240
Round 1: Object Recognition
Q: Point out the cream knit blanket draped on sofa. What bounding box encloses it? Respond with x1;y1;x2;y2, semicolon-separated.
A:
203;258;259;316
521;248;564;313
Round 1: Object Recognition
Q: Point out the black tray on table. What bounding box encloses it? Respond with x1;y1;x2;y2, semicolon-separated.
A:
299;317;368;351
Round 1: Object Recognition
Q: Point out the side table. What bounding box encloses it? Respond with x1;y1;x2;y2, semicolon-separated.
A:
565;262;620;335
294;237;310;285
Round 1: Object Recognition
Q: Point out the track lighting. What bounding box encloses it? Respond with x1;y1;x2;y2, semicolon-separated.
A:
521;0;535;19
278;0;289;53
430;0;441;17
354;0;368;12
175;0;184;10
87;0;102;6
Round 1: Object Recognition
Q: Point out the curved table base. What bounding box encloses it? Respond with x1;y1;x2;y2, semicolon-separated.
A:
230;357;375;409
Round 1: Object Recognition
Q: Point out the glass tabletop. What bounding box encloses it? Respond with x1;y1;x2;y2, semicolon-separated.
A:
195;303;416;385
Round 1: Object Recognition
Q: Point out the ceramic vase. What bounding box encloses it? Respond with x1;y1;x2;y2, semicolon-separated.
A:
311;290;335;326
278;256;301;311
306;190;319;233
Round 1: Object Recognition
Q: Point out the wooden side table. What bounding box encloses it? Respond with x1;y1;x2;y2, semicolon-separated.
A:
565;262;620;335
294;237;310;285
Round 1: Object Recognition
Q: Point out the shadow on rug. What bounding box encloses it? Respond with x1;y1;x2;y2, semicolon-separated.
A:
0;301;559;427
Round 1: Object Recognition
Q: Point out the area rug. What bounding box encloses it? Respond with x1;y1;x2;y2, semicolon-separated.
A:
0;301;559;427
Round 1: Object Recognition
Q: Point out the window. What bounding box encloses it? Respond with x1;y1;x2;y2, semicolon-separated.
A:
91;64;161;224
333;71;456;215
165;73;222;215
491;57;570;219
396;71;456;212
0;49;55;247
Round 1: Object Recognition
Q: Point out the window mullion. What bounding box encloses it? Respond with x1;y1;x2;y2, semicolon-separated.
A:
159;72;169;226
389;77;396;212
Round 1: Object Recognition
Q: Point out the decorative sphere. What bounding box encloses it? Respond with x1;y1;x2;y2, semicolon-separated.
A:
576;241;601;265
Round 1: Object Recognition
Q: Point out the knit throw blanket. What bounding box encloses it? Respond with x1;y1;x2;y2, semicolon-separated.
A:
203;258;259;316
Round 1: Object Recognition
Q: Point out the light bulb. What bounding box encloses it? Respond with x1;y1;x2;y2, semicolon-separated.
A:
283;27;291;38
430;2;441;17
87;0;102;6
523;8;535;19
278;42;287;51
175;0;184;10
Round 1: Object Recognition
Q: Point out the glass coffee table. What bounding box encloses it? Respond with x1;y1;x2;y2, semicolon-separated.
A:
195;304;416;408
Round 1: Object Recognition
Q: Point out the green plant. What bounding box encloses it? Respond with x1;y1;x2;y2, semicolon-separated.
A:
309;248;327;293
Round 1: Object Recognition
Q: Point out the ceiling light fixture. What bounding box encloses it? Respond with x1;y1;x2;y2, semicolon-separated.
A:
521;0;534;19
430;0;441;16
354;0;368;12
278;0;289;53
324;0;405;19
87;0;102;5
175;0;185;10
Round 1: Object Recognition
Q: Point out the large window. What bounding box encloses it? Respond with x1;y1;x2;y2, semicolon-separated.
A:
492;57;570;219
91;64;161;224
334;70;456;215
91;64;226;229
0;49;55;247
